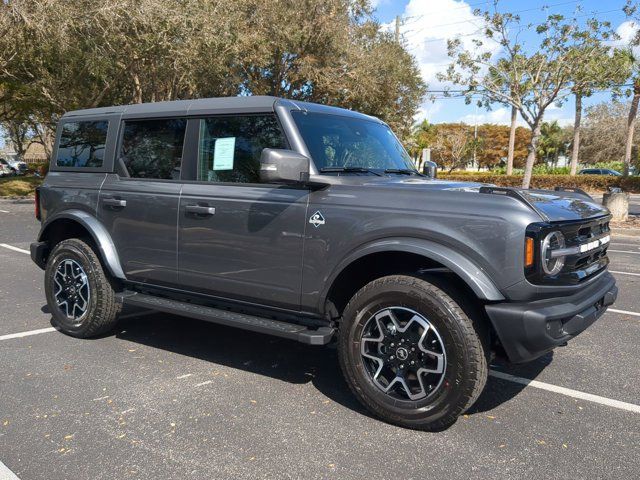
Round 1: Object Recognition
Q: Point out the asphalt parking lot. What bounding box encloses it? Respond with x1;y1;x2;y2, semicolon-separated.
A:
1;198;639;480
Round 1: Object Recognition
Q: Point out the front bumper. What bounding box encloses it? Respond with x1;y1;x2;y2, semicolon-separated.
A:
30;241;48;270
485;272;617;363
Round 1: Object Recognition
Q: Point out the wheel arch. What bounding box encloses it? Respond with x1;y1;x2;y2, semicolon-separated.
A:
38;210;126;280
322;238;504;317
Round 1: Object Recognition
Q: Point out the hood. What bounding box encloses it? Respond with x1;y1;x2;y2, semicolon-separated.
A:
316;175;609;222
516;189;608;222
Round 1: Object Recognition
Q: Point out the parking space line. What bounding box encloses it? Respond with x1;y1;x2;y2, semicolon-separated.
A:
0;243;29;255
610;270;640;277
608;249;640;255
608;308;640;317
489;370;640;414
0;327;57;342
0;460;20;480
0;209;10;213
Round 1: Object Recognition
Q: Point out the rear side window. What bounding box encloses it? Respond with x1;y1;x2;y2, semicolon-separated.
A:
56;121;109;168
119;119;187;180
196;115;286;183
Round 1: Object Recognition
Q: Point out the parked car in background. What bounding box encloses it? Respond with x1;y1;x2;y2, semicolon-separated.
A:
1;157;28;175
578;168;622;176
0;158;17;176
0;161;10;177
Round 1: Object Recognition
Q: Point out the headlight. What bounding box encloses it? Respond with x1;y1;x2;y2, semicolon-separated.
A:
541;231;565;275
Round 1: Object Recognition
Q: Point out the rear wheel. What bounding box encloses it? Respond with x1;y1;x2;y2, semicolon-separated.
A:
45;238;121;337
338;275;487;431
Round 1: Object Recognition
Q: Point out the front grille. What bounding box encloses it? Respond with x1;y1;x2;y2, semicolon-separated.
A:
556;216;610;283
525;216;611;285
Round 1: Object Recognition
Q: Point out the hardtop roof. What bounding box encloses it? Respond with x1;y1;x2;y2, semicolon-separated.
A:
61;96;380;122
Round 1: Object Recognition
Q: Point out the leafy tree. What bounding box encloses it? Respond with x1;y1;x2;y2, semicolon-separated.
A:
441;2;604;188
1;119;35;158
475;123;530;169
580;99;639;165
0;0;425;159
430;123;473;172
537;121;569;164
620;1;640;176
408;119;437;167
565;21;631;175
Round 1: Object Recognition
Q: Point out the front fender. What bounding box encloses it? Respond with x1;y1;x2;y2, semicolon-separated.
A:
322;237;504;306
38;209;126;280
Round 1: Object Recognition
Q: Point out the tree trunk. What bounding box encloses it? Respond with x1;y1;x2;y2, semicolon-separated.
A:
522;121;542;189
506;105;517;175
623;79;640;177
570;92;582;176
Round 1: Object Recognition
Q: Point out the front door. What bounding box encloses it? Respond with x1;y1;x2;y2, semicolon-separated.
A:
177;114;308;310
99;117;187;286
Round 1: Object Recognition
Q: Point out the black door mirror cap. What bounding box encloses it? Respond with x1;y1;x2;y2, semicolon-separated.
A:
260;148;311;185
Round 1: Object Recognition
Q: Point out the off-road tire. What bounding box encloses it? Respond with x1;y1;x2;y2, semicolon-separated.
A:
45;238;121;337
338;274;488;431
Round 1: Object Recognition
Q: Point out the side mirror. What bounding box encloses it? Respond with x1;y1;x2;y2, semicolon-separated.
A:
260;148;310;184
422;160;438;178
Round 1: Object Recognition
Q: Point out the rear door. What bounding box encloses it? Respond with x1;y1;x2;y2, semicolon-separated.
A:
99;117;188;287
177;114;308;310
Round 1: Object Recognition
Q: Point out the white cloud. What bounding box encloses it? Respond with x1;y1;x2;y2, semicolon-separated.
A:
459;105;573;127
460;107;518;126
385;0;502;123
612;20;640;61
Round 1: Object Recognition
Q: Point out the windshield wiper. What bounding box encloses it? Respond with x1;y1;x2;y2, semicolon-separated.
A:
384;168;422;176
320;167;382;176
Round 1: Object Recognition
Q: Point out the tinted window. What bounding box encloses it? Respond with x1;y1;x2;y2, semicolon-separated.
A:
197;115;286;183
120;119;186;179
291;111;415;172
56;121;108;168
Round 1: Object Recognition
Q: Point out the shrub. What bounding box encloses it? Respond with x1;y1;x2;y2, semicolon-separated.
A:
439;173;640;193
38;161;50;176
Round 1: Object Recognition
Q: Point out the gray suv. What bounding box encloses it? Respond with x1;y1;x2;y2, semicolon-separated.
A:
31;97;617;431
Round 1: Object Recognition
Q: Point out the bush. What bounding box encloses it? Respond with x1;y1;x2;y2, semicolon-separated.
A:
439;173;640;193
38;161;50;176
533;165;570;175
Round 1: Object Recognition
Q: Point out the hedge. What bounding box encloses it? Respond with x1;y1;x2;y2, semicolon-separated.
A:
439;173;640;193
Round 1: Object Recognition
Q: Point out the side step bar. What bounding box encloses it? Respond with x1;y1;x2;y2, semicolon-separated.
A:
116;291;334;346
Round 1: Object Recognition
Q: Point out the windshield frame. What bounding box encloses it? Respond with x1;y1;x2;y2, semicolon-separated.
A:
288;110;417;176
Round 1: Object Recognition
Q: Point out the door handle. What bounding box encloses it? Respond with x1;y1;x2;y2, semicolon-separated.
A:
102;198;127;208
185;205;216;216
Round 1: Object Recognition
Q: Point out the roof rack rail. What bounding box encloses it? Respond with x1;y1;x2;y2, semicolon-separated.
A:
553;186;592;199
478;186;548;221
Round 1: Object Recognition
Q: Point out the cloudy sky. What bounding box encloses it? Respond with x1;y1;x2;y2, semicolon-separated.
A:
372;0;635;127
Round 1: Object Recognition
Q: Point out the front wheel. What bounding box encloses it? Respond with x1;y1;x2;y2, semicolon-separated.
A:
44;238;121;338
338;275;488;431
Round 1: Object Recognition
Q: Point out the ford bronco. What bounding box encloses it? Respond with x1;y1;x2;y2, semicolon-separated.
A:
31;96;617;430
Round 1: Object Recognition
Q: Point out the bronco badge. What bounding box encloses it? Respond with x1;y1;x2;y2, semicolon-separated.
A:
309;211;325;228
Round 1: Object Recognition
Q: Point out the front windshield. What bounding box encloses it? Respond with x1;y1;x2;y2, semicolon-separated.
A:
291;111;416;173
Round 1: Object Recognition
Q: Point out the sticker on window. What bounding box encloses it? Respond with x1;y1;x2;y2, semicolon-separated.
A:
213;137;236;170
